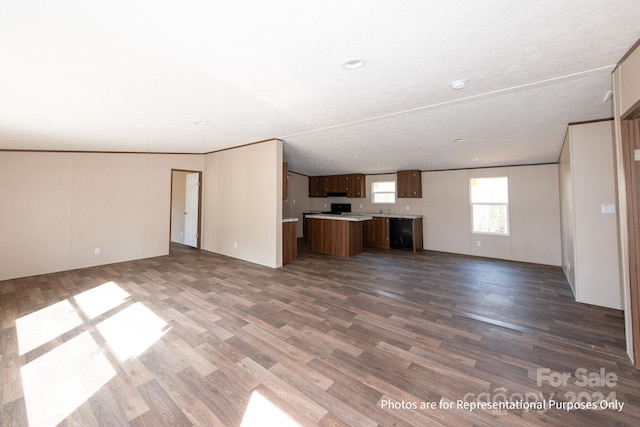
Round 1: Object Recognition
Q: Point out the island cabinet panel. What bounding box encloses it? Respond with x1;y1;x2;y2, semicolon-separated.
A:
363;217;389;249
397;170;422;198
282;221;297;264
308;218;364;257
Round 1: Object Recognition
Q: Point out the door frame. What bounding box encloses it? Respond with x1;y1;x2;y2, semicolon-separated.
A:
170;169;203;251
621;112;640;368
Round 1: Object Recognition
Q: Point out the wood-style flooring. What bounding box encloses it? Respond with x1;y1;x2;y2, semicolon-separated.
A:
2;242;640;426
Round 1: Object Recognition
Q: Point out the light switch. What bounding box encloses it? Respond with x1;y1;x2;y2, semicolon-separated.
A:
601;204;616;214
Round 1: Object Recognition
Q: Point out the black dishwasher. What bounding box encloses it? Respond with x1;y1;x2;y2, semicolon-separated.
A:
389;218;413;251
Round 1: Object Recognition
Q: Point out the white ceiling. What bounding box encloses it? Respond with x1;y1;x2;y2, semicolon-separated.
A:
1;1;639;175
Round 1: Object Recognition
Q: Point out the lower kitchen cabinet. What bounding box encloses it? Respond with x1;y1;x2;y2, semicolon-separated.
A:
363;217;390;249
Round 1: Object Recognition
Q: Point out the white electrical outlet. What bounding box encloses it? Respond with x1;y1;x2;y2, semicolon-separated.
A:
94;248;100;255
359;204;363;209
476;241;481;247
234;242;238;249
292;199;296;204
406;205;410;211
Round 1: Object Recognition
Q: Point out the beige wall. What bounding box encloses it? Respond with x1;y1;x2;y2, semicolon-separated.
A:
559;121;622;309
203;139;282;268
170;171;187;244
0;152;204;281
422;165;561;266
421;170;470;255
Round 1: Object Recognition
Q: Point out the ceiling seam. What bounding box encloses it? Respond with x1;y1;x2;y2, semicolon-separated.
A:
279;65;616;140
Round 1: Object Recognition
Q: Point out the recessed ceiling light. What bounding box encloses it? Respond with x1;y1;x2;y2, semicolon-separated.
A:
453;138;464;143
471;157;480;161
451;79;467;90
341;59;366;70
194;121;210;125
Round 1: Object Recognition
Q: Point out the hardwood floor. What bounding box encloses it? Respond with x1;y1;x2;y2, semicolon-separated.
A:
2;242;640;426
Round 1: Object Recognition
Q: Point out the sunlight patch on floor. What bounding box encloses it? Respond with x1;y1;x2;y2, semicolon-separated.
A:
96;302;169;362
15;281;170;425
73;281;131;319
16;299;83;355
240;390;301;427
21;331;116;427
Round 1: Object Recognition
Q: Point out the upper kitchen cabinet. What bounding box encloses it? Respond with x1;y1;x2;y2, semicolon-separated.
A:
345;174;366;198
308;173;366;198
397;170;422;198
325;175;342;193
309;176;325;197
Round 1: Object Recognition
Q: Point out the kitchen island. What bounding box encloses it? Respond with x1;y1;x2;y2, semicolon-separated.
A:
306;214;372;257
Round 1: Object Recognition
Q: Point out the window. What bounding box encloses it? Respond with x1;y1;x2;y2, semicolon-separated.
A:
470;177;509;235
372;181;396;204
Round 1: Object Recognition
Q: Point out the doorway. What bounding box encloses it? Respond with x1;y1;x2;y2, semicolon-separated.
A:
170;169;202;250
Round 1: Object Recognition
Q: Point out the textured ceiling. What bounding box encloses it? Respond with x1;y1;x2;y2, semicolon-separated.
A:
1;1;639;175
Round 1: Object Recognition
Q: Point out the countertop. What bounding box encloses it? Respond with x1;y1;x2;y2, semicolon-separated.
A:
305;214;373;222
303;210;422;220
282;217;299;223
362;212;423;219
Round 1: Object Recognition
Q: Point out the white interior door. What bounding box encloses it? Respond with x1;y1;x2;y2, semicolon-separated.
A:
184;173;199;247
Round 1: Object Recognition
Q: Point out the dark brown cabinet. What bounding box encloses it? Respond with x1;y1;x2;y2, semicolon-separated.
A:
308;173;366;198
397;170;422;198
325;175;341;193
309;176;325;197
363;217;390;249
282;220;297;264
308;218;364;257
346;174;366;198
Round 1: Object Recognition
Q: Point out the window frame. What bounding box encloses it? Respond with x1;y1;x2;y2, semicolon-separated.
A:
469;176;510;236
371;180;396;204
